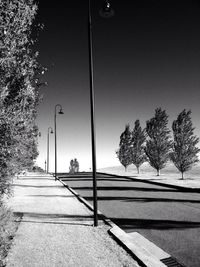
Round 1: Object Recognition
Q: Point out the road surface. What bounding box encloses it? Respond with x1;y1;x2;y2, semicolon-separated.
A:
59;172;200;267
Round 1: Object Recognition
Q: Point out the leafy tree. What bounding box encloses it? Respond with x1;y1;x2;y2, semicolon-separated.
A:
170;110;200;179
145;108;172;176
0;0;44;200
116;124;132;171
131;120;147;174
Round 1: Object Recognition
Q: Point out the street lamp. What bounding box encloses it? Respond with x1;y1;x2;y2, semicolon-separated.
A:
47;127;53;173
45;160;47;173
54;104;64;180
88;0;114;226
99;0;115;18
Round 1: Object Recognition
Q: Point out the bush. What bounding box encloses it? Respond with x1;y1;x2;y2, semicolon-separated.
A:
32;165;45;173
0;204;20;267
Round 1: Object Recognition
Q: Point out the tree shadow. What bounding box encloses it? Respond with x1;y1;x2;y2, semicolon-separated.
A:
61;178;131;182
60;175;92;179
14;211;94;221
58;172;92;178
20;220;94;226
19;176;52;178
59;172;133;181
26;195;75;198
110;218;200;230
18;178;53;181
70;185;180;193
84;196;200;203
12;184;62;188
13;212;95;226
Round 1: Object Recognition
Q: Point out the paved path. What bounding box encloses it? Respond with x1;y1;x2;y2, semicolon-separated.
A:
60;172;200;267
5;173;139;267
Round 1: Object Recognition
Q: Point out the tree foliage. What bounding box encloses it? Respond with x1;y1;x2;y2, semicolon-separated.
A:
116;124;132;171
145;108;172;176
131;119;147;173
0;0;44;200
170;110;200;179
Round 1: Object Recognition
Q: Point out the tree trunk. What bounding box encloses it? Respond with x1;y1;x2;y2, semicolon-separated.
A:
157;169;160;176
137;166;140;174
181;172;184;180
125;166;127;172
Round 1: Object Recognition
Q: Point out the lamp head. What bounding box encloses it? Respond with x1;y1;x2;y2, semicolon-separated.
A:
50;129;53;134
99;1;114;18
58;109;64;115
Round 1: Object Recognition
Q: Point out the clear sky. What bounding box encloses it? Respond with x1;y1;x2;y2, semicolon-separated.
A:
35;0;200;172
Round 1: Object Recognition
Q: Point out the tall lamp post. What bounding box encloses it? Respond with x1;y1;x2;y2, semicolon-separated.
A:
54;104;64;180
88;0;114;226
47;127;53;173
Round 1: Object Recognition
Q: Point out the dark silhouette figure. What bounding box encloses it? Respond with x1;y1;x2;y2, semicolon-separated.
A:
69;158;79;173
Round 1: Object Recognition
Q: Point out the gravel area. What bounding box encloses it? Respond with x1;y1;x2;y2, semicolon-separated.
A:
6;223;139;267
5;173;140;267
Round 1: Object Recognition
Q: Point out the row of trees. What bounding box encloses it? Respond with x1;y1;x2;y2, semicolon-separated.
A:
0;0;44;201
117;108;200;179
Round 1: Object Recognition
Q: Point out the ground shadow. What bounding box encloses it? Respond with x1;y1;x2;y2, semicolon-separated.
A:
20;220;94;226
110;218;200;230
84;195;200;203
14;211;94;220
26;194;75;198
58;172;92;177
19;176;52;178
18;178;53;181
61;178;132;182
59;172;135;180
59;175;92;179
70;185;181;193
12;184;62;188
13;212;95;226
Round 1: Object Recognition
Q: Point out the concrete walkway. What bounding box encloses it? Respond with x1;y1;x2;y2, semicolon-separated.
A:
5;173;139;267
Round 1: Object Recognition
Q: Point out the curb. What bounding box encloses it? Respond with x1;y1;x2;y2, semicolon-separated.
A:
57;176;185;267
98;172;200;193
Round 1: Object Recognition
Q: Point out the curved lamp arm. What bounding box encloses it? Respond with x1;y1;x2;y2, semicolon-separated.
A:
55;104;64;115
48;126;53;134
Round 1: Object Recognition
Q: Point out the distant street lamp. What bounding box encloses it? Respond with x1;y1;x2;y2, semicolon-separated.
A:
88;0;114;226
54;104;64;180
45;160;47;173
47;127;53;173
